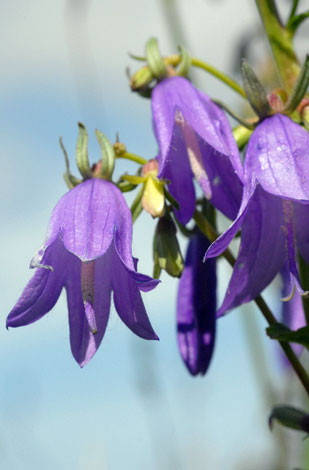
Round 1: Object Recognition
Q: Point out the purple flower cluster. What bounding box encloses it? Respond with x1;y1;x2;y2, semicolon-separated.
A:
7;76;308;373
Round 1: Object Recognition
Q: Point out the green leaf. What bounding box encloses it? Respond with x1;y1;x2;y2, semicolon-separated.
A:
284;54;309;113
269;405;309;433
241;60;271;118
266;322;309;349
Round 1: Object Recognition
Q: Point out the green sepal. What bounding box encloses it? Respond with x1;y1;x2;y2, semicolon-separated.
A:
153;213;184;279
287;10;309;36
302;106;309;131
176;46;191;77
121;174;146;185
59;137;81;189
130;185;144;223
269;405;309;433
76;122;92;179
95;129;115;180
145;37;167;80
284;55;309;114
266;322;309;349
164;188;180;210
241;60;271;118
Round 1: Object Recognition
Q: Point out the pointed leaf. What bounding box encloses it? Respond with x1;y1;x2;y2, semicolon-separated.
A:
266;322;309;349
241;60;271;118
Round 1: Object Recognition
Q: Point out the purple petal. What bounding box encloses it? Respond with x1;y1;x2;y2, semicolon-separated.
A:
177;233;216;375
65;251;112;367
294;202;309;264
217;187;286;316
46;179;134;263
280;263;305;366
6;238;67;328
245;114;309;202
152;76;243;222
111;242;159;340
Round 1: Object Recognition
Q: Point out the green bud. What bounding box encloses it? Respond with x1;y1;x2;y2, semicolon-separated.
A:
284;55;309;114
130;65;153;91
241;60;271;118
59;137;81;189
269;405;309;433
76;122;92;179
153;214;184;279
145;37;167;80
95;130;115;180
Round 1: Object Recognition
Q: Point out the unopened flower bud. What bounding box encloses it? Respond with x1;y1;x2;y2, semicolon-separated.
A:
141;159;165;218
153;214;184;278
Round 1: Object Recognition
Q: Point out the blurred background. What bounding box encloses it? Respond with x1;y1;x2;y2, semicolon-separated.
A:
1;0;309;468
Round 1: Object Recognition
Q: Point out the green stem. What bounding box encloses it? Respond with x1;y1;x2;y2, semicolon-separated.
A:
165;55;246;98
117;152;147;165
255;0;300;92
193;210;309;396
298;253;309;325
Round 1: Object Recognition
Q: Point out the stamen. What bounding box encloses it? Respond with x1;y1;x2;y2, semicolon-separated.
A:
174;109;212;199
81;261;97;334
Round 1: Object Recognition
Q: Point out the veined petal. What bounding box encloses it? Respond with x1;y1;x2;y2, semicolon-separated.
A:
177;233;216;376
65;251;112;367
6;238;67;328
217;187;286;316
110;242;158;340
245;114;309;202
152;76;243;221
280;263;305;365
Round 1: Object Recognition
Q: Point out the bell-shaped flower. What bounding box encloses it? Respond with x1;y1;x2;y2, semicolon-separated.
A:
7;179;159;367
177;232;216;375
151;76;243;224
206;114;309;316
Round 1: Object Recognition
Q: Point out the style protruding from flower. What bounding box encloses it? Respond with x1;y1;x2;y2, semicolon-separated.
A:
206;114;309;316
7;179;159;367
152;76;243;224
177;231;216;376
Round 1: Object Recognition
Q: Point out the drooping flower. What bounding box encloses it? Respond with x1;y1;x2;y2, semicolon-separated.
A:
7;179;159;366
177;231;216;375
206;114;309;316
151;76;243;224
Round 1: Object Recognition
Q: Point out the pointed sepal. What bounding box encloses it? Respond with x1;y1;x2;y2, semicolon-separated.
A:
95;130;115;180
145;37;167;80
284;55;309;114
269;405;309;433
241;60;271;118
76;122;92;179
59;137;81;189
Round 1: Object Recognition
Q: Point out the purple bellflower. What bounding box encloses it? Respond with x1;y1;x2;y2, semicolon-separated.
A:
177;232;216;375
206;114;309;316
7;178;159;367
151;76;243;224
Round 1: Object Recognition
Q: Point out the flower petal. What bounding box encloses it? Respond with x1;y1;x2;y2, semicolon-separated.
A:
294;202;309;263
6;238;67;328
245;114;309;202
152;76;243;222
111;243;158;340
65;251;112;367
217;187;286;316
177;233;216;375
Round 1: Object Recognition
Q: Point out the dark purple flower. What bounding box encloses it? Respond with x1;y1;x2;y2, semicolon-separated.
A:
151;76;243;224
206;114;309;316
177;232;216;375
7;179;159;367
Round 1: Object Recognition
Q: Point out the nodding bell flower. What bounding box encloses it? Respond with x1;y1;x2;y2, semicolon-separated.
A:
7;179;159;367
151;76;243;224
206;114;309;316
177;232;216;376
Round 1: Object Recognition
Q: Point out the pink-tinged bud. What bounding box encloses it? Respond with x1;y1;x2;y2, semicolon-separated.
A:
141;159;165;218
